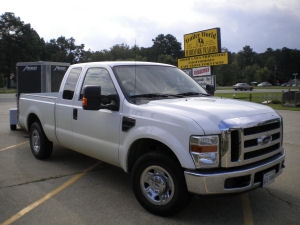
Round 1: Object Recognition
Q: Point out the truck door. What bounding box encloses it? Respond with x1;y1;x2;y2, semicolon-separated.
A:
55;67;82;147
70;67;121;166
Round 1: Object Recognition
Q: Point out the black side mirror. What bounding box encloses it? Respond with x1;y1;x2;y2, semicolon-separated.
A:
83;86;101;110
206;84;215;96
62;90;74;100
83;86;119;111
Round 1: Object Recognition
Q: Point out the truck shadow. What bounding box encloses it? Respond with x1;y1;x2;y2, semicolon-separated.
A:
49;148;245;225
30;147;297;225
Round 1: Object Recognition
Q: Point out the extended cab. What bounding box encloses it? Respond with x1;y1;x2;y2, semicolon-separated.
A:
19;62;285;216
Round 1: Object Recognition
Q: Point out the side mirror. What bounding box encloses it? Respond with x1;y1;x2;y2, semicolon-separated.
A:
83;86;101;110
82;86;120;111
206;84;215;96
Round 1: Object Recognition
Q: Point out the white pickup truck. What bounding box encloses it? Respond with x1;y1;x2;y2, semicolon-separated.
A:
19;61;285;216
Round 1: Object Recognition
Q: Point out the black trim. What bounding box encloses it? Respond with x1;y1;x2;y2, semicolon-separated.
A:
73;108;78;120
122;117;136;132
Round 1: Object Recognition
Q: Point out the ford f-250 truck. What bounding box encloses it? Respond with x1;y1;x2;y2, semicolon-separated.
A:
19;62;285;216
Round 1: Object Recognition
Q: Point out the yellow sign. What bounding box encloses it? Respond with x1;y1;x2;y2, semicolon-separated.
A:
184;28;220;57
178;52;228;69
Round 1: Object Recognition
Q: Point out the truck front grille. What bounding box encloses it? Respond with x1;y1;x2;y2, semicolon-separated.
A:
222;118;283;168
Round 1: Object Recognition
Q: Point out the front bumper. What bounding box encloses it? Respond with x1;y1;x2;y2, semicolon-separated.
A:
184;149;285;195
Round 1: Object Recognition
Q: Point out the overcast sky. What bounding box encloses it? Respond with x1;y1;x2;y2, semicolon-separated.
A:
2;0;300;53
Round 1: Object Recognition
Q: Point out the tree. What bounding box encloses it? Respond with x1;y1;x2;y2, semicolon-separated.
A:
237;45;256;69
0;12;43;83
151;34;183;62
244;64;260;83
42;36;84;64
254;67;272;83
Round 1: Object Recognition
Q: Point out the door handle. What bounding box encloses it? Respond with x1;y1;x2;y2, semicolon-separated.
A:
73;108;78;120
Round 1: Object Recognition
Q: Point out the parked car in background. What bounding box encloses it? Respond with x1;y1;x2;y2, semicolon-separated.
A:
233;83;253;91
258;82;272;87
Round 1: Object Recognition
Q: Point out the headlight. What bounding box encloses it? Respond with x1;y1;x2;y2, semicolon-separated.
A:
190;135;219;168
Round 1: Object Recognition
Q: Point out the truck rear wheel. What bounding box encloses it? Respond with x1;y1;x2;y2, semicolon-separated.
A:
131;152;189;216
29;122;53;159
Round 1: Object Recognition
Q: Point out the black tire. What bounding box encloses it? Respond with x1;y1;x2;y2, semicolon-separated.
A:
29;122;53;159
131;152;189;216
10;124;16;130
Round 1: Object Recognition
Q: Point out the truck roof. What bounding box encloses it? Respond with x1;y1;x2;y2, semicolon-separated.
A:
70;61;175;68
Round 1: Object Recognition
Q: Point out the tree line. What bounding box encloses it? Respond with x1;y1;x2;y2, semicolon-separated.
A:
1;12;299;88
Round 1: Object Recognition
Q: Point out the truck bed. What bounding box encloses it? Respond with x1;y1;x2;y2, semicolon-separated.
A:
18;92;59;142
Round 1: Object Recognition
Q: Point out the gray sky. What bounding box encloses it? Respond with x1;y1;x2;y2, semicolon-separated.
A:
2;0;300;53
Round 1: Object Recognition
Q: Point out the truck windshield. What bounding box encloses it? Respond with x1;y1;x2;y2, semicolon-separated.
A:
113;65;207;102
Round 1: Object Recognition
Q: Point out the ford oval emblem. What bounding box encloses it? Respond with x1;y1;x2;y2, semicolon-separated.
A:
257;135;272;145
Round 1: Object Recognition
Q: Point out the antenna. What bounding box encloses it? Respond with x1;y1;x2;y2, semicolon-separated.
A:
134;39;137;61
134;39;137;103
134;59;137;104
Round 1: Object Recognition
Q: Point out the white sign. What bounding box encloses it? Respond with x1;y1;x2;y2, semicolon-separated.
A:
193;75;216;90
182;69;193;76
192;67;211;77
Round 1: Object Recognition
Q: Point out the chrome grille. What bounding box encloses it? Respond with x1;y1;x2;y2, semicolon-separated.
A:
221;118;283;168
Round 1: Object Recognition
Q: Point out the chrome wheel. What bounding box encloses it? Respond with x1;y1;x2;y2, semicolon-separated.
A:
31;129;40;153
140;165;175;206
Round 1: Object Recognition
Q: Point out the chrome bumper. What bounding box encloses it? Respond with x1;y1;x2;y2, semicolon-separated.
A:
184;149;285;195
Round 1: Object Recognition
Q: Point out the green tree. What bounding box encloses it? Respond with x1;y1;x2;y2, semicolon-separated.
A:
43;36;84;64
237;45;256;69
244;64;260;83
215;52;241;86
254;67;272;83
157;54;176;65
0;12;43;83
151;34;183;62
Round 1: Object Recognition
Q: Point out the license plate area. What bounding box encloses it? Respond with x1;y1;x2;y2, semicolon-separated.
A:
263;169;276;187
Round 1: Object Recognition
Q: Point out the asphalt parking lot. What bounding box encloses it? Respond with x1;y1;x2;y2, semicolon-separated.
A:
0;94;300;225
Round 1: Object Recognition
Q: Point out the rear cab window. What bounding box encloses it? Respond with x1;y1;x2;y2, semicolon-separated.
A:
62;67;82;100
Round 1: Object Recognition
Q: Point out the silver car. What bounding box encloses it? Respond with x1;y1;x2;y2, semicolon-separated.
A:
233;83;253;91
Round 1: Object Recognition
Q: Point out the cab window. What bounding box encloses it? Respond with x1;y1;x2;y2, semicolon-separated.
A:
79;67;117;99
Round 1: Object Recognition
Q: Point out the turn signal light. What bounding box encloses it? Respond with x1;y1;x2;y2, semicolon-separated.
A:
190;135;219;168
191;145;217;153
82;97;87;107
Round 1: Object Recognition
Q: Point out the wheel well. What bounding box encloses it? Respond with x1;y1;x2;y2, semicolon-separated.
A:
27;114;41;130
127;138;181;173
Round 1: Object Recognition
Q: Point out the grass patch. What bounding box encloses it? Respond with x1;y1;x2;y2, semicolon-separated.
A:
215;92;300;111
216;86;300;90
0;88;16;94
215;92;282;103
266;104;300;111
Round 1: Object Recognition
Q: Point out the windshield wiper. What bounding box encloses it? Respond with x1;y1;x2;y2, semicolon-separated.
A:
177;92;210;97
130;93;170;99
129;92;209;100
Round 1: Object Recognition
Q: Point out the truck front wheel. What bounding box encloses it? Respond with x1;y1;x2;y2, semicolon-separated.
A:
131;152;189;216
29;122;53;159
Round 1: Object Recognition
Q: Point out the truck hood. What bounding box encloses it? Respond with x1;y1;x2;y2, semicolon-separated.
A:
145;97;279;134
